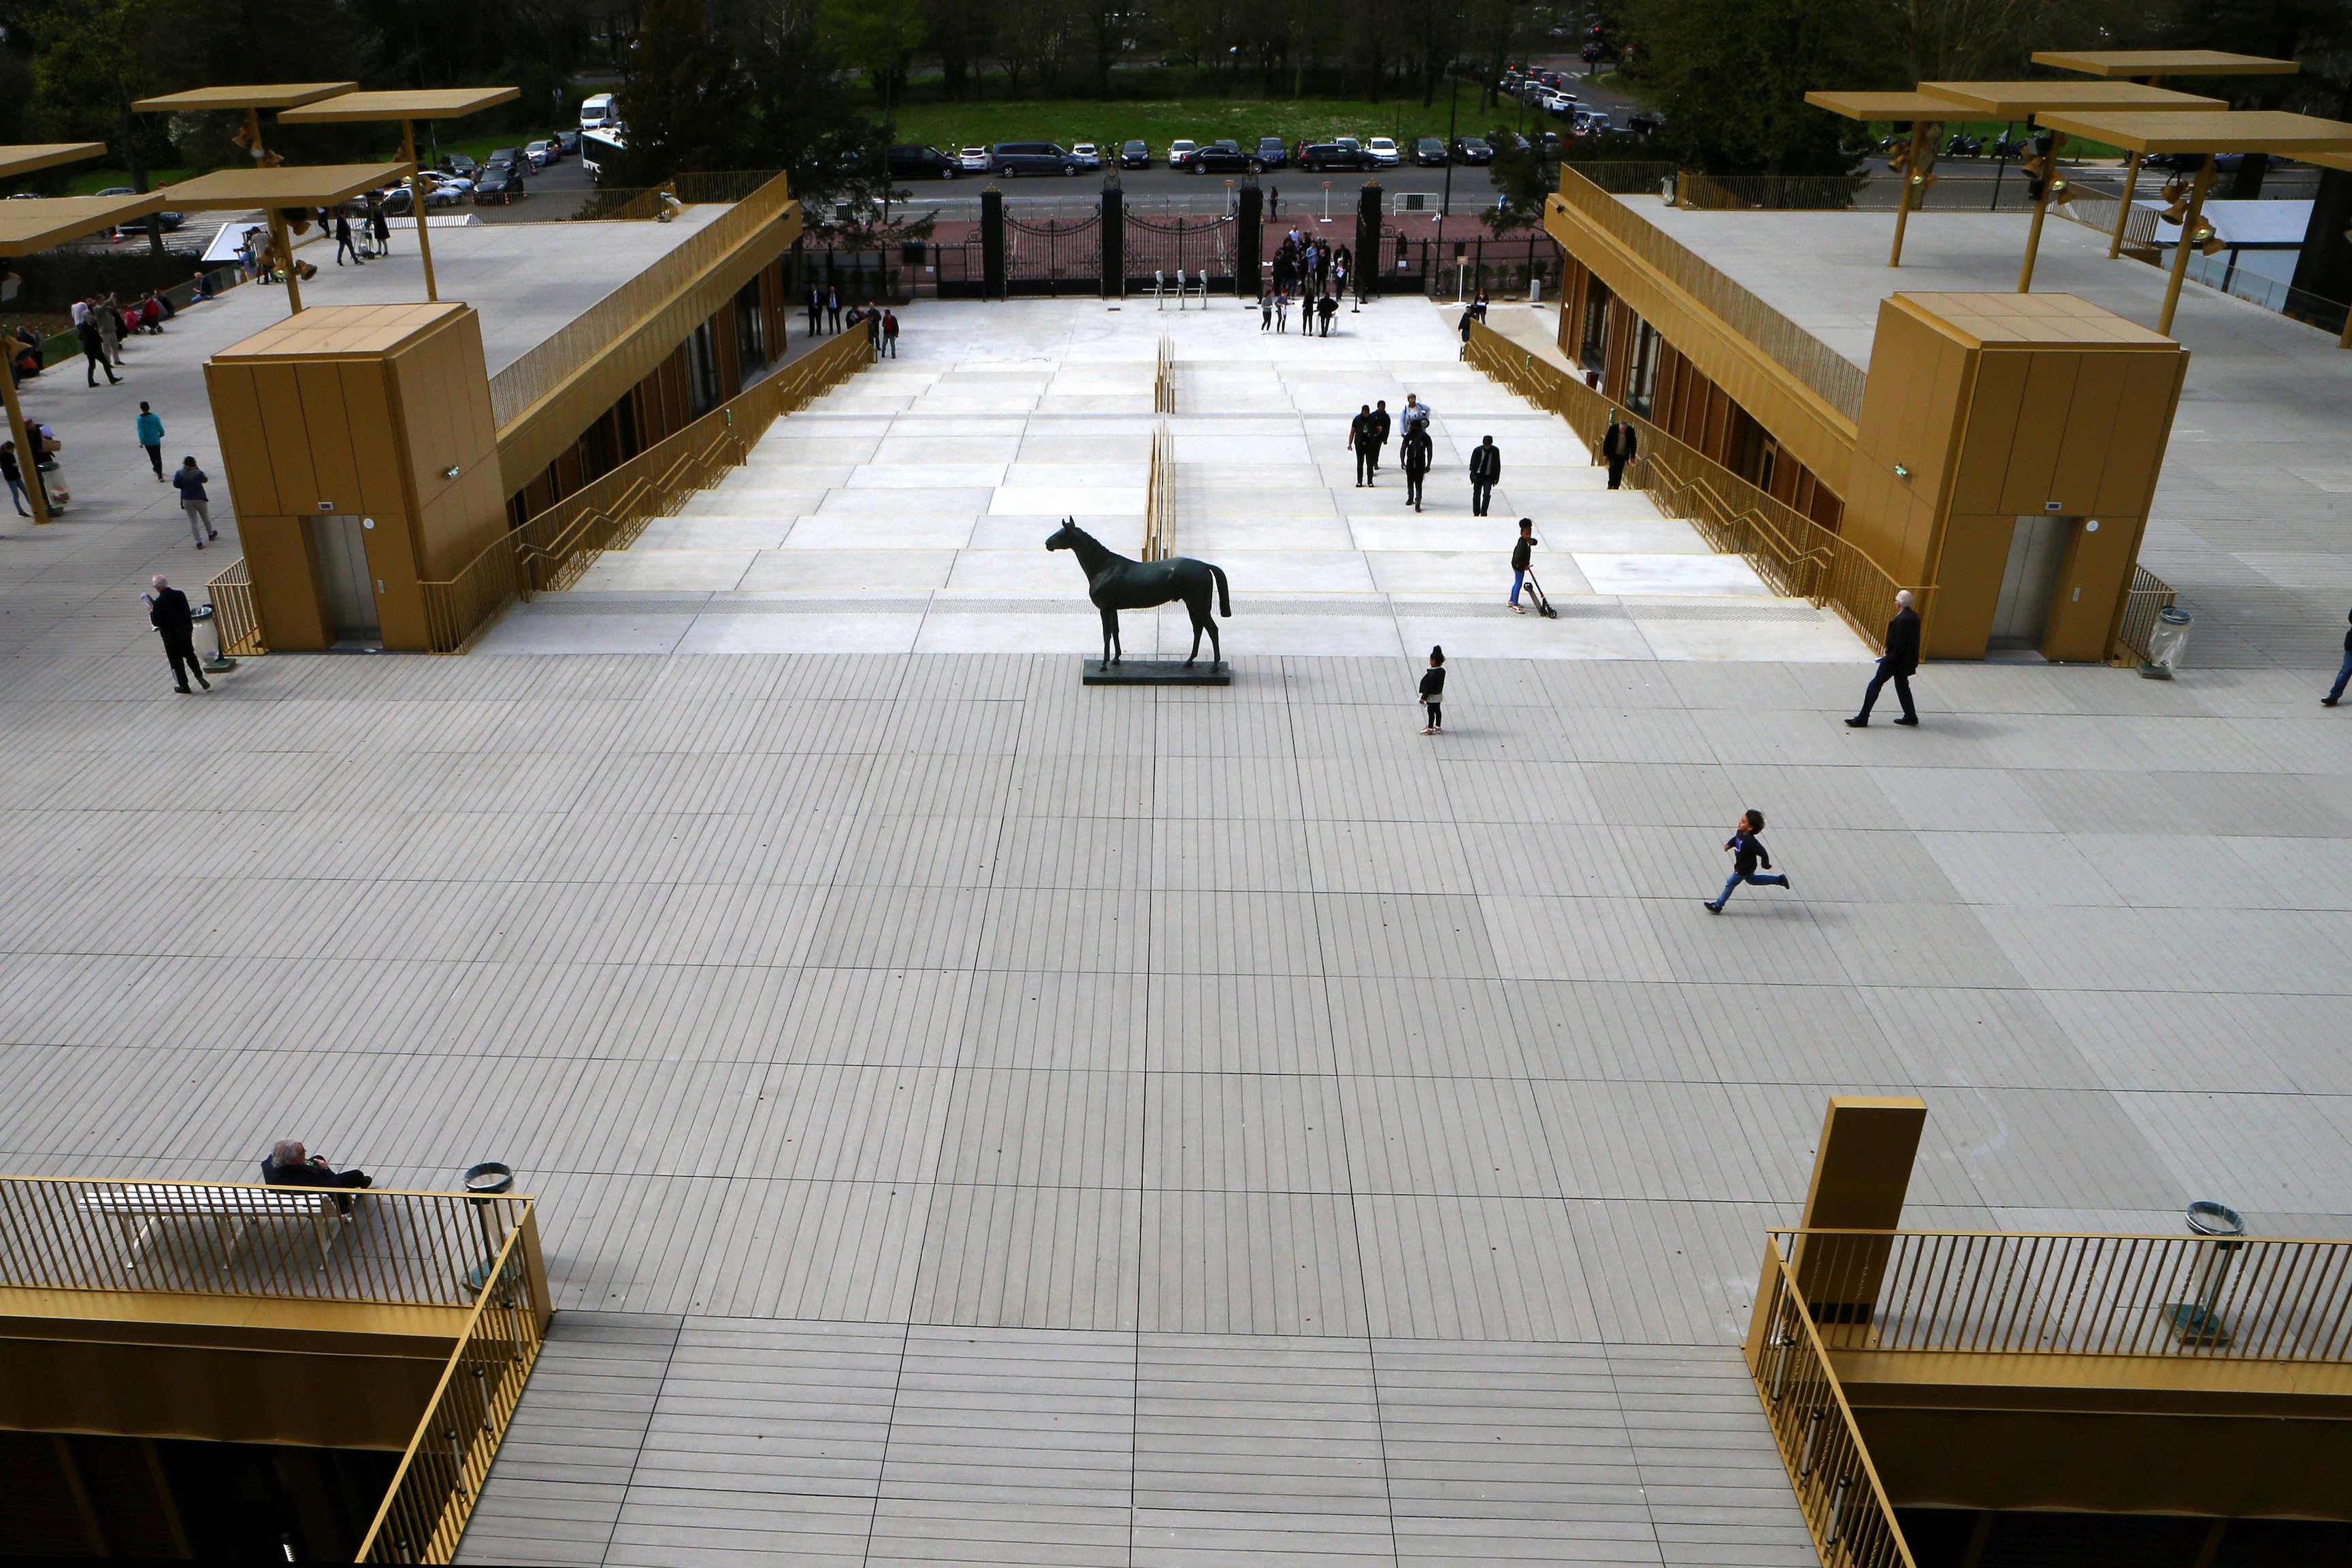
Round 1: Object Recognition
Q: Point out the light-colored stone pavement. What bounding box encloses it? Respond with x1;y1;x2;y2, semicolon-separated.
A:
1626;199;2352;673
484;297;1871;663
5;255;2352;1566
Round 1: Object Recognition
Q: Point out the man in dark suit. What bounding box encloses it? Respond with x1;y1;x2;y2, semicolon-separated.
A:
1371;399;1391;476
146;574;209;693
1469;435;1501;517
1847;590;1921;727
1601;411;1638;490
1348;404;1382;487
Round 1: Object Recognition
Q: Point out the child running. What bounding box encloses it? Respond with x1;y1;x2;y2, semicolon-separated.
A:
1705;809;1792;913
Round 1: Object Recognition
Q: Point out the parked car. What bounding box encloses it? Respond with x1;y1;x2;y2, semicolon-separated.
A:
523;141;553;169
990;141;1079;176
474;159;525;203
536;137;566;164
1451;136;1495;165
958;146;991;173
1335;137;1362;152
1069;142;1104;170
1413;137;1449;166
421;172;472;206
1118;139;1152;169
442;152;480;178
555;129;581;154
1168;139;1198;168
1192;139;1255;173
1256;136;1289;169
1627;110;1666;137
1294;142;1372;172
96;188;185;231
1365;135;1402;167
888;144;962;180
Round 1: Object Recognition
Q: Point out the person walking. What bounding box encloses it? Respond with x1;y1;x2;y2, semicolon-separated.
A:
97;295;124;367
1458;305;1475;351
1509;518;1539;612
826;285;843;333
1371;399;1391;477
806;286;823;337
1;440;29;518
881;310;900;358
1274;291;1289;334
78;309;119;387
334;210;364;266
1260;289;1273;331
2324;611;2352;706
1401;422;1433;510
1399;392;1431;444
145;574;210;693
1318;292;1337;337
1268;185;1279;220
1469;434;1500;517
1846;589;1922;727
135;402;165;481
370;199;391;257
1419;646;1446;735
1348;404;1381;487
1601;410;1637;490
1704;810;1791;913
864;308;882;357
171;455;216;546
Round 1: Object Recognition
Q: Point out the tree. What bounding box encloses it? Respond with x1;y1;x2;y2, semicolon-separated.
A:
29;0;194;257
1619;0;1896;176
1482;129;1552;235
617;0;756;183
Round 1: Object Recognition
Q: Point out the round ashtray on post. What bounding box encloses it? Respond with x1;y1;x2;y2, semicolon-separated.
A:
2141;606;2191;680
463;1160;517;1293
2166;1199;2245;1346
192;602;238;674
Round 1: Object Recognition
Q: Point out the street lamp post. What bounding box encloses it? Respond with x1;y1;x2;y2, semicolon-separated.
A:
1441;68;1460;219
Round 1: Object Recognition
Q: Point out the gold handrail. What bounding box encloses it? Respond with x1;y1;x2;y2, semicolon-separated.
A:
2114;564;2178;663
1154;331;1174;413
1768;1227;2352;1363
1462;322;1927;652
1142;422;1174;561
421;325;875;651
1555;166;1867;422
1747;1238;1918;1568
355;1216;549;1563
204;556;265;656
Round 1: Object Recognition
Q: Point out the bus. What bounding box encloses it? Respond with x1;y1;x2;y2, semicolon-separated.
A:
579;93;616;133
581;127;625;184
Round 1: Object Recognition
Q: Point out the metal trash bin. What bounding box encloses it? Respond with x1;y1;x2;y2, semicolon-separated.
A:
463;1160;517;1293
2141;606;2191;679
2165;1199;2245;1345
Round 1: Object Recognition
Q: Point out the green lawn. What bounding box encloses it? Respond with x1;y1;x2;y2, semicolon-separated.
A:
884;97;1534;157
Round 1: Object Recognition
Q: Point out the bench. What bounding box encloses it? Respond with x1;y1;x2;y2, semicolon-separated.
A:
78;1182;356;1275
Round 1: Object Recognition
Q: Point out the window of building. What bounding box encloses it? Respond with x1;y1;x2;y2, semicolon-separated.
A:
734;277;768;376
1627;321;1662;419
1580;282;1612;374
684;322;719;416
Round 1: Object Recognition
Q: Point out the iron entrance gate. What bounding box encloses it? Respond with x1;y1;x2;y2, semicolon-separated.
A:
1123;212;1237;293
1003;211;1102;296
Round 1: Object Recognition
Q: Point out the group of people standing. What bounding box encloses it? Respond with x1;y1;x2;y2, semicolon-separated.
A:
332;199;393;267
1260;232;1349;338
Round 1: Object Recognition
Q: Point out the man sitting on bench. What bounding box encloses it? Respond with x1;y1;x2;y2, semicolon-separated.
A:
263;1140;374;1212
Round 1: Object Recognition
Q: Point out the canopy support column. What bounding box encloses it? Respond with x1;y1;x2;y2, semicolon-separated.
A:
2157;154;2215;338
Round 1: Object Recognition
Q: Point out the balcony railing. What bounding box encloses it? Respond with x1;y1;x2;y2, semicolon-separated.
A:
1771;1227;2352;1363
0;1175;530;1308
487;170;794;429
1748;1237;1917;1568
1463;321;1925;653
1554;165;1867;422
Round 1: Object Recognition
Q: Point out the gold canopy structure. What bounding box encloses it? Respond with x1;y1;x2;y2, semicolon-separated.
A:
161;162;415;316
277;88;521;302
2031;54;2300;257
0;185;173;527
131;82;361;179
0;143;110;184
1913;82;2230;292
1802;94;1970;269
2034;110;2352;337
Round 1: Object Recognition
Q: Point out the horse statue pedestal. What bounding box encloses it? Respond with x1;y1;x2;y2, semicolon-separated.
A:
1082;659;1232;687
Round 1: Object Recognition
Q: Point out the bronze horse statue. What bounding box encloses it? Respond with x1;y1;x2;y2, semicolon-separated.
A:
1047;518;1231;666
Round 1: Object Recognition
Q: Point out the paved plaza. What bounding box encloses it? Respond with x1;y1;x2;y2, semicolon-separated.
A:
1;233;2351;1565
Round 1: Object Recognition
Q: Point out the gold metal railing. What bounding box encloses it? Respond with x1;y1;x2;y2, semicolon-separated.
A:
1748;1238;1918;1568
487;170;793;429
1771;1227;2352;1362
1143;422;1174;561
422;325;875;651
2114;564;2179;663
205;557;265;656
1555;165;1867;422
1463;321;1925;653
356;1220;547;1563
0;1175;531;1308
1154;331;1174;413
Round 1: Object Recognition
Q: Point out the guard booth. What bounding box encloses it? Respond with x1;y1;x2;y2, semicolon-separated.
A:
203;303;506;651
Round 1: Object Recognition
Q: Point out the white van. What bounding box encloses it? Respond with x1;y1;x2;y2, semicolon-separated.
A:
579;93;616;132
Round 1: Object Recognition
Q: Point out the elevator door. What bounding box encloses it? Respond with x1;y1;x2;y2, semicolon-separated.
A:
1990;514;2068;650
311;514;380;646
